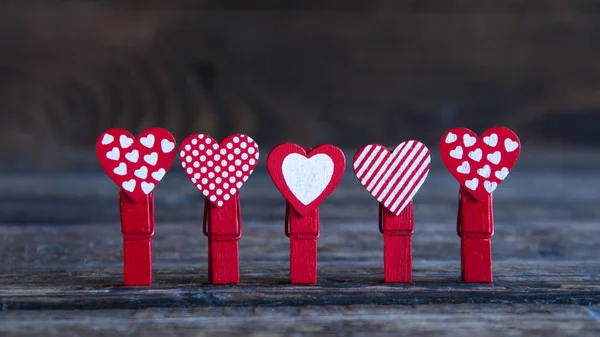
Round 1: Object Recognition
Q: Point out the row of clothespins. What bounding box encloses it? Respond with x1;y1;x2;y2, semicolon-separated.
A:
97;127;521;286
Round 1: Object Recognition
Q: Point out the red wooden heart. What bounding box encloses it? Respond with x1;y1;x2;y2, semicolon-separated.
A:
96;127;176;202
267;143;346;217
179;134;259;207
353;141;431;216
439;127;521;200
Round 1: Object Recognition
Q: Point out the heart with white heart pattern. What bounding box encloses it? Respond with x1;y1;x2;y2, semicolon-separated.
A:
96;128;176;202
179;134;259;207
440;127;521;200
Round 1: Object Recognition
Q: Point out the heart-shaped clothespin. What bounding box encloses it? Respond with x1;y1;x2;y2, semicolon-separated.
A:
267;143;346;284
353;140;431;282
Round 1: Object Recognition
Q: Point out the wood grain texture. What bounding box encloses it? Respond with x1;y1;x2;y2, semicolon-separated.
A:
0;148;599;335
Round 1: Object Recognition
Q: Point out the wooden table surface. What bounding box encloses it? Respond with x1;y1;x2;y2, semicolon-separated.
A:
1;148;599;336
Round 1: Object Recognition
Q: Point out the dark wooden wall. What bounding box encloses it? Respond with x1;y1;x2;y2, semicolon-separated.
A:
2;0;600;154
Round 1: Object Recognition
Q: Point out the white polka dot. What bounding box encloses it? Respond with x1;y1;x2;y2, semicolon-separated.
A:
228;165;235;172
220;160;227;166
255;152;259;160
235;159;242;166
248;147;255;154
223;194;230;201
199;144;205;150
242;164;249;172
240;142;247;149
234;148;241;155
186;156;192;163
186;168;193;174
216;177;222;183
249;169;254;174
212;144;218;150
237;182;243;188
201;167;207;173
179;150;185;157
249;158;256;165
220;149;227;155
209;183;215;190
206;149;212;156
227;154;234;160
241;153;248;160
208;172;215;178
233;136;240;143
198;134;204;139
229;177;236;183
193;161;200;168
200;155;206;162
215;166;221;173
230;188;236;195
216;189;223;195
222;171;229;178
203;190;209;197
207;161;214;167
226;143;233;149
236;171;242;177
202;178;208;184
217;200;223;206
181;162;186;168
196;184;202;190
247;136;254;143
205;138;212;144
194;173;200;179
223;182;229;189
192;150;199;156
191;178;197;183
185;144;191;151
210;195;216;202
243;176;248;182
191;138;198;145
214;154;220;161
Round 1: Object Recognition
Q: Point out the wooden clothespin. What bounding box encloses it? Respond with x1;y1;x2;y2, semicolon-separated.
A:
440;127;521;283
96;127;176;286
353;141;431;282
267;143;346;284
179;133;259;284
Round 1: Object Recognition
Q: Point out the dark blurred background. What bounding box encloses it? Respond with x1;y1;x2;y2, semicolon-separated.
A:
2;0;600;156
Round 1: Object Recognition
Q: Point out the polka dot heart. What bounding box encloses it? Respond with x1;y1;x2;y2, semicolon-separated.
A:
96;127;176;202
180;134;259;207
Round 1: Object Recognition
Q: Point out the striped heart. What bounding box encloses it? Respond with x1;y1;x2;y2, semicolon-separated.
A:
353;141;431;215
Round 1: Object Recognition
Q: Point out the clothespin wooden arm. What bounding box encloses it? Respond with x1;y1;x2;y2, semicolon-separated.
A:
286;203;320;284
119;191;154;286
379;202;414;283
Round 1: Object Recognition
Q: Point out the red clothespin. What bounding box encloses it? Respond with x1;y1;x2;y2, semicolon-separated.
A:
179;133;259;285
96;128;177;286
440;127;521;283
353;141;431;282
267;143;346;284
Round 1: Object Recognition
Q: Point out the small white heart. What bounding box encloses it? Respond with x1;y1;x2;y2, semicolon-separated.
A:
101;134;114;145
119;135;134;148
505;138;519;152
134;166;148;179
140;134;155;148
141;181;155;194
487;151;501;165
449;146;463;159
468;148;482;162
465;178;479;191
477;165;491;178
122;179;136;192
125;150;139;163
495;167;509;180
144;152;158;166
463;134;476;147
151;168;166;181
113;162;127;176
106;147;120;161
456;161;470;174
483;134;498;147
445;132;458;144
484;180;498;193
161;139;175;153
